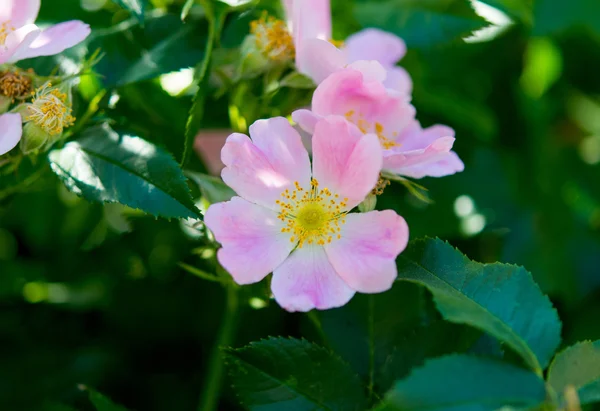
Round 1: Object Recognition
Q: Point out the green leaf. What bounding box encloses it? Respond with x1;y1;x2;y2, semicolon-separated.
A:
547;340;600;406
181;2;228;166
224;337;368;410
181;0;196;21
355;0;488;48
89;13;208;87
112;0;145;22
280;72;316;89
88;389;131;411
479;0;533;25
377;355;547;411
48;124;202;219
187;172;236;204
533;0;600;36
396;238;561;374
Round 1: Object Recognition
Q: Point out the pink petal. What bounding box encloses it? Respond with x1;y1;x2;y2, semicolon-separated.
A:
205;197;294;285
311;116;382;209
296;38;345;85
0;113;23;155
14;21;91;61
221;118;311;210
281;0;294;22
325;210;408;293
0;0;40;27
292;108;320;134
292;0;331;48
344;28;407;67
383;136;465;178
346;60;387;83
271;245;355;312
1;24;40;64
396;121;455;150
384;66;413;95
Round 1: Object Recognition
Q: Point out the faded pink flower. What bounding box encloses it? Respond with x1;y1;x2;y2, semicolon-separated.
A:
286;0;411;94
0;0;91;65
0;113;22;155
293;62;464;179
205;116;409;312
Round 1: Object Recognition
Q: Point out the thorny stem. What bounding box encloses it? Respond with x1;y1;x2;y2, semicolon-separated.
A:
196;278;240;411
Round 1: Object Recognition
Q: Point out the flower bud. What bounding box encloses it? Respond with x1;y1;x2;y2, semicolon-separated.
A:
20;122;49;154
0;95;10;113
358;194;377;213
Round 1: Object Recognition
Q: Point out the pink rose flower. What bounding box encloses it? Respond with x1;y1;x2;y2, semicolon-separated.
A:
293;62;464;179
0;113;22;155
0;0;91;64
286;0;412;94
205;116;409;312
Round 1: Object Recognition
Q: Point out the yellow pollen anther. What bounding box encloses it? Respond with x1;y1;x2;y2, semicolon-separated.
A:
372;174;391;196
26;83;76;136
277;178;348;248
250;13;294;62
0;21;15;46
0;70;33;100
344;110;400;150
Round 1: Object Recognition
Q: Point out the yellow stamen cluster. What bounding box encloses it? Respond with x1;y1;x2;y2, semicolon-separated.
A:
276;179;348;248
329;39;345;48
345;110;400;150
26;83;75;136
0;71;33;100
372;175;390;196
250;13;295;62
0;21;14;46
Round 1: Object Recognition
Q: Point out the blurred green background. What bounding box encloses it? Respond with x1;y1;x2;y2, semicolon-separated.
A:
1;0;600;409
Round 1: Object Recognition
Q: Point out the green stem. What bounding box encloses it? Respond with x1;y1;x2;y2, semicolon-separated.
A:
196;281;240;411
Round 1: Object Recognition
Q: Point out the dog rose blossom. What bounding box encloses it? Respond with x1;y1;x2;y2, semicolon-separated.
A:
0;0;90;65
205;116;409;312
0;113;22;155
287;0;411;94
293;62;464;179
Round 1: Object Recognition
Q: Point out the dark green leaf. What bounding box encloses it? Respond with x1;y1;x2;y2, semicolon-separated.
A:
88;389;131;411
377;355;547;411
355;0;488;48
224;337;368;411
547;340;600;406
112;0;146;22
479;0;533;25
533;0;600;36
187;172;235;204
397;238;561;373
89;13;208;87
48;124;201;219
181;3;228;166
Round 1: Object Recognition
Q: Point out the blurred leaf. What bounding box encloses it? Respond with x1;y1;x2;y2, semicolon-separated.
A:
520;38;563;99
376;355;547;411
280;72;316;89
112;0;146;22
479;0;533;25
181;0;196;20
533;0;600;36
224;337;368;410
355;0;488;48
547;340;600;406
397;238;562;374
182;2;228;166
187;172;235;203
48;124;202;219
89;13;208;87
89;389;131;411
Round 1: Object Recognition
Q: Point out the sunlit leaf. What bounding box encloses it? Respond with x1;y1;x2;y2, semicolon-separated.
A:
48;124;202;219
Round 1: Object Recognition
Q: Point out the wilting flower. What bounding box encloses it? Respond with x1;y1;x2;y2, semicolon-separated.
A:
286;0;411;94
293;62;464;179
0;0;90;65
205;116;409;312
0;112;22;155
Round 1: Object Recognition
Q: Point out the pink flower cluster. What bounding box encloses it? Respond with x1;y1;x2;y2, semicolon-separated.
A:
0;0;90;155
205;1;465;311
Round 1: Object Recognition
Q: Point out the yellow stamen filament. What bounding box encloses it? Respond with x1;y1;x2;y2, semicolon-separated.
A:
345;110;400;150
277;179;348;248
26;83;75;136
372;175;390;196
250;13;295;62
0;21;14;46
0;71;33;100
